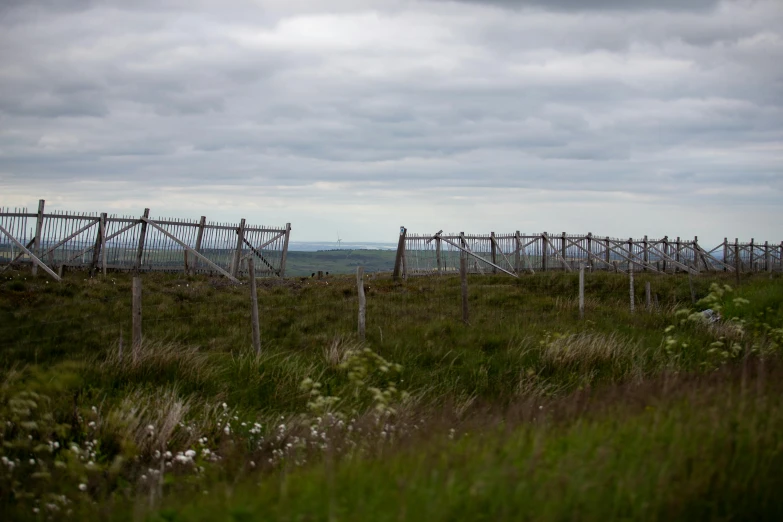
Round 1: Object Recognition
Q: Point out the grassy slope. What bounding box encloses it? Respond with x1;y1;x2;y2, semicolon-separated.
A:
1;268;782;520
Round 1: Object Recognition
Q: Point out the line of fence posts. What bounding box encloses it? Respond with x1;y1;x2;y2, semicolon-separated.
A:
121;258;740;355
125;266;372;360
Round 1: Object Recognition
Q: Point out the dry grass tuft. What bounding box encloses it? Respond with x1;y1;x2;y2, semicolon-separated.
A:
101;340;214;381
322;336;362;368
541;332;640;368
104;386;193;456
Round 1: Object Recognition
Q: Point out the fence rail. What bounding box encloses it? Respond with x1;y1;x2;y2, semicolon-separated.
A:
0;200;291;280
393;228;783;278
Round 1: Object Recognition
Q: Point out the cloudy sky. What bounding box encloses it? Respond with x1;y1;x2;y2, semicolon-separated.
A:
0;0;781;246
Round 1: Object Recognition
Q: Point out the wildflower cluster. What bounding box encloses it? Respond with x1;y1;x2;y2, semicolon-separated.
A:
341;347;409;415
301;346;409;419
662;283;747;365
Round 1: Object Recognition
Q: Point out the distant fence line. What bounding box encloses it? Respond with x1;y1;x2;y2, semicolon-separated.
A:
392;228;783;278
0;200;291;282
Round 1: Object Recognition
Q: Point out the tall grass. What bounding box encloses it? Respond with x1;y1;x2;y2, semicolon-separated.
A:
0;268;782;520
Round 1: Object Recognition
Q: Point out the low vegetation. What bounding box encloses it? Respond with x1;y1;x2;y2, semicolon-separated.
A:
1;267;782;520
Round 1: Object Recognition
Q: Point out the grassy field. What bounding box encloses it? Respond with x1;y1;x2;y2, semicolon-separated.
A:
285;249;396;277
1;267;782;520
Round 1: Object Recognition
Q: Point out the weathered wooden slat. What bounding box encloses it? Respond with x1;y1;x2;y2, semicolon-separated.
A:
40;213;100;221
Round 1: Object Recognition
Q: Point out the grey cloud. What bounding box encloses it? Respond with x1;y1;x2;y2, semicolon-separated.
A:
441;0;720;12
0;0;781;242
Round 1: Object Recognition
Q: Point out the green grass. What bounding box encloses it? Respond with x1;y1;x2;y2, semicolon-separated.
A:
285;249;397;277
1;268;782;520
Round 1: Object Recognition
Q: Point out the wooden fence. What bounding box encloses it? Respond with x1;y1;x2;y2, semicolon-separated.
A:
0;200;291;282
392;228;783;279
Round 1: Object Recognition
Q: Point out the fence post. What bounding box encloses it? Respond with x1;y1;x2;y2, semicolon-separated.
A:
688;263;696;304
190;216;206;276
490;232;497;274
735;238;741;286
542;233;548;272
392;226;407;281
436;236;442;275
579;262;585;320
586;233;593;272
605;237;611;266
32;199;45;276
561;232;567;271
132;276;142;362
675;237;681;272
765;241;771;273
662;236;668;273
231;218;246;278
135;209;150;272
643;235;648;272
90;213;104;276
629;264;635;313
460;253;469;325
249;258;261;355
279;223;292;278
628;237;634;272
100;213;108;276
749;238;755;271
357;266;366;341
514;231;521;274
645;281;651;311
723;238;728;272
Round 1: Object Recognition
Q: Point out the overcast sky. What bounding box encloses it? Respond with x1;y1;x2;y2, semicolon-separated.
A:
1;0;781;246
